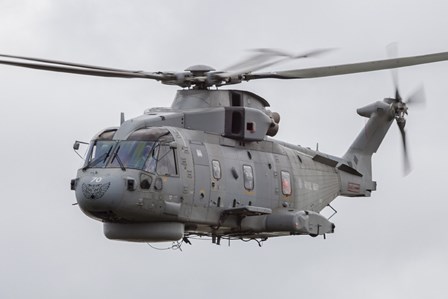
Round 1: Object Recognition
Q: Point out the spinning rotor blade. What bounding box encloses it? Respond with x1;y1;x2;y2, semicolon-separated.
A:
252;48;333;59
394;85;425;175
1;49;448;89
406;86;426;106
397;120;412;175
0;54;167;81
387;43;402;101
383;44;423;176
223;48;334;76
246;51;448;80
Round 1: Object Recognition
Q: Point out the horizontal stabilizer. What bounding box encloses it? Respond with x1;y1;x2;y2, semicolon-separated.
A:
337;163;363;177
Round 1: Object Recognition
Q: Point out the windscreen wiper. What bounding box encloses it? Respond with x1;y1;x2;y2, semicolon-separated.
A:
111;146;126;171
82;147;112;171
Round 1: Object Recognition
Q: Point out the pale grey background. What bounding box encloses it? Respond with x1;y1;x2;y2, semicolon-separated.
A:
0;1;447;298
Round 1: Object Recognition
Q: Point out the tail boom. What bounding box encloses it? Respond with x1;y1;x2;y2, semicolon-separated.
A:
340;100;395;197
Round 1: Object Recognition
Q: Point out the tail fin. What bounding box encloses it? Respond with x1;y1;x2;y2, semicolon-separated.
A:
343;100;395;182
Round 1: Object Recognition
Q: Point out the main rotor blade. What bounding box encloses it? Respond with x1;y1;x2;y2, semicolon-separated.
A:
0;55;167;80
0;53;143;73
223;48;334;76
224;48;297;72
245;51;448;80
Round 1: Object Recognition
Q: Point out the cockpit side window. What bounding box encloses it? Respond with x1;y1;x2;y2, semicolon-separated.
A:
155;144;177;176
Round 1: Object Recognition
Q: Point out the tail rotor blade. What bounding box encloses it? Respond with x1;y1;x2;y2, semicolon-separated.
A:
406;85;426;106
387;43;403;101
396;120;412;175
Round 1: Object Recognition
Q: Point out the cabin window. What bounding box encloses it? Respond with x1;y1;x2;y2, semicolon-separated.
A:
281;171;292;196
243;165;254;190
212;160;221;180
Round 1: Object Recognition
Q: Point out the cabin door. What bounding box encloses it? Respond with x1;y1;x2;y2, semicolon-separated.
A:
189;142;211;218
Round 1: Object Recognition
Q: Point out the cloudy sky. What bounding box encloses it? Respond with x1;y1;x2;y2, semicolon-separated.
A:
0;1;447;298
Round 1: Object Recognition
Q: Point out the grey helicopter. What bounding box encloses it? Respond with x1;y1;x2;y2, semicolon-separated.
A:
1;48;447;246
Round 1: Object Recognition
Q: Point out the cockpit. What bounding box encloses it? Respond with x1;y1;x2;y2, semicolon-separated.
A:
83;127;177;176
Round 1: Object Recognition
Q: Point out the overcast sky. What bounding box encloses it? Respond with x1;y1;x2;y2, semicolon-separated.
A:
0;1;447;298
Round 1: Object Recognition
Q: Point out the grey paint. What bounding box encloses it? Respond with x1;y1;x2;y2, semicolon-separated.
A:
1;2;448;298
70;89;401;242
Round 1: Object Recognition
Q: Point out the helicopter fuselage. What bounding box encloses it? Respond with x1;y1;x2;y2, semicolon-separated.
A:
72;89;377;242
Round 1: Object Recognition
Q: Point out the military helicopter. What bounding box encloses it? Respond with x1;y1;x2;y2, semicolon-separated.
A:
1;48;447;246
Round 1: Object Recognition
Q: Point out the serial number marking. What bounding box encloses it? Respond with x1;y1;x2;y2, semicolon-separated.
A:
90;177;103;183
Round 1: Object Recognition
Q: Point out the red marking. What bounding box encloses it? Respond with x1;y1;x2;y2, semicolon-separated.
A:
282;178;291;195
348;182;361;193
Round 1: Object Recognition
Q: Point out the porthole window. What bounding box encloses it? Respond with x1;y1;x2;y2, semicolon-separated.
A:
243;165;254;190
281;171;292;195
212;160;221;180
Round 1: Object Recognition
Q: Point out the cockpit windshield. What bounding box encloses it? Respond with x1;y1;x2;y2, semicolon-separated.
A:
83;140;115;169
83;128;177;175
109;141;154;170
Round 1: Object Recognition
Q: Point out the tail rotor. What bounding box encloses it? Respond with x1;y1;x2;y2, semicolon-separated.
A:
385;44;426;175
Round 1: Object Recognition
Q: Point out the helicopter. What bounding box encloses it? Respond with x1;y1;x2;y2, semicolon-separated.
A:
1;48;447;246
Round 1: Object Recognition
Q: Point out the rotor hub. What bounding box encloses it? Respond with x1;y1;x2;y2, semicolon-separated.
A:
184;65;215;76
394;101;408;118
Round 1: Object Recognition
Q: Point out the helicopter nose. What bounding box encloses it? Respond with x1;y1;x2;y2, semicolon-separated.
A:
74;175;124;218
